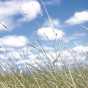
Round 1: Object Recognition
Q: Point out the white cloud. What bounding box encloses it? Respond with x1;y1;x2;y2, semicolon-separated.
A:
65;11;88;25
0;0;42;31
20;0;42;21
0;43;88;71
47;45;88;63
0;35;28;47
73;45;88;53
0;1;20;30
37;27;64;40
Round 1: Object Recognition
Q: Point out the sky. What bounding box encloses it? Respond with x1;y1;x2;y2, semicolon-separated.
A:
0;0;88;70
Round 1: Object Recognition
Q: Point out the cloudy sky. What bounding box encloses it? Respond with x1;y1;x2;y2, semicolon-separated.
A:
0;0;88;68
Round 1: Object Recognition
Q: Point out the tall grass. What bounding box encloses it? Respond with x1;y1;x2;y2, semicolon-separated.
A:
0;66;88;88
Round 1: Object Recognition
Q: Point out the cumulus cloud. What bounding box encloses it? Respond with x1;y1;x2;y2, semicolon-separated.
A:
20;0;42;21
0;0;42;31
0;42;88;71
0;35;28;47
52;45;88;65
37;27;64;40
65;11;88;25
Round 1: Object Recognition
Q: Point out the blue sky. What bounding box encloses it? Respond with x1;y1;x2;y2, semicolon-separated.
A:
0;0;88;67
0;0;87;47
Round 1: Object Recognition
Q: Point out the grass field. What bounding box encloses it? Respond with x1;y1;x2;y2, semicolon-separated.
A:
0;63;88;88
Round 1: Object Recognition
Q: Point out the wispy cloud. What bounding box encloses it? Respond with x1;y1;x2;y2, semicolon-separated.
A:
43;19;60;27
63;32;87;44
65;10;88;25
44;0;61;5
